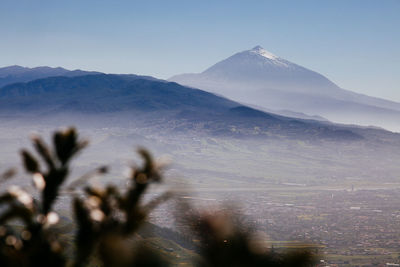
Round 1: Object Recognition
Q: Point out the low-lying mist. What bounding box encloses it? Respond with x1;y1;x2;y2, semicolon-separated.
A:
1;114;399;191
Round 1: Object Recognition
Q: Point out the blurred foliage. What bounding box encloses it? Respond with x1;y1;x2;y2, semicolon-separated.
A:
188;211;315;267
0;127;315;266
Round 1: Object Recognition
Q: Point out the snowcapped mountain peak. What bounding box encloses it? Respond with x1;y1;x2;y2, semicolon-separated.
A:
249;45;278;60
169;46;400;131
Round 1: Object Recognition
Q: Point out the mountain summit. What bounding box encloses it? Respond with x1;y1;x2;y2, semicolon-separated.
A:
198;46;334;94
248;46;279;60
169;46;400;131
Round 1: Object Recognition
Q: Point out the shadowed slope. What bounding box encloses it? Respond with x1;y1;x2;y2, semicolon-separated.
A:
0;74;363;141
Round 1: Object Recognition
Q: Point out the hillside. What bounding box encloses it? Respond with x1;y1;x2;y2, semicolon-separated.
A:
0;74;365;141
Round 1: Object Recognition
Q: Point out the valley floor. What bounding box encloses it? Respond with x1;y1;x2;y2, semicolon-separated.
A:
148;186;400;267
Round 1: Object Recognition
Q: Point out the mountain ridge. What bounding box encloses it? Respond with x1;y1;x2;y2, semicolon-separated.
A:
0;74;366;141
0;65;102;88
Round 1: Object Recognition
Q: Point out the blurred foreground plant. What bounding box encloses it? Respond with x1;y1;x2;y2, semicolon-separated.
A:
188;210;316;267
0;128;88;266
0;127;315;267
73;147;170;267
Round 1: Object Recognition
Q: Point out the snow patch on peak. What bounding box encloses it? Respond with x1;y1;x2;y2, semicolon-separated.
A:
249;46;278;60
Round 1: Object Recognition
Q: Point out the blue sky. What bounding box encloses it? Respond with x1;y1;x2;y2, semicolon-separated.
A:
1;0;399;101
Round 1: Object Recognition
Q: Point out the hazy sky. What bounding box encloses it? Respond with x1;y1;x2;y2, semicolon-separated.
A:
1;0;399;101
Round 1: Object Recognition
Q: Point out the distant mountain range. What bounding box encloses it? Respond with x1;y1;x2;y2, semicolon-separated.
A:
0;65;166;88
170;46;400;131
0;65;330;123
0;73;369;141
0;65;102;88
